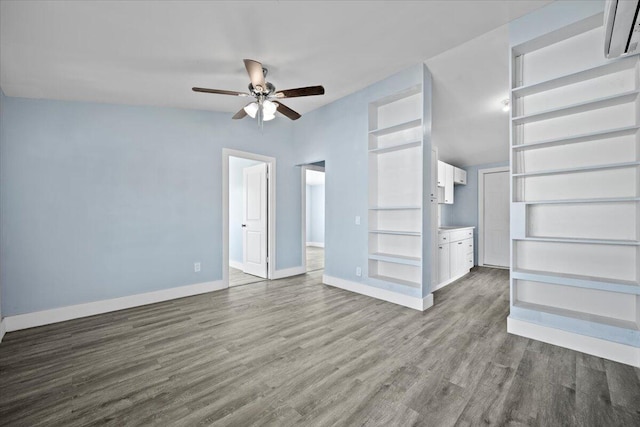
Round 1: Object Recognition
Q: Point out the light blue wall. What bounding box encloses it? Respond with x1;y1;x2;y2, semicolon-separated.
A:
0;90;4;323
441;161;509;264
0;96;302;316
307;183;325;244
229;156;262;266
293;64;427;297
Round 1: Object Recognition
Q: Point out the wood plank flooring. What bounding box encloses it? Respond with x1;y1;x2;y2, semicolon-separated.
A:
1;267;639;426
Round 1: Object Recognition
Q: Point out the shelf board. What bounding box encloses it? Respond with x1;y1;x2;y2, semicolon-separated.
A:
512;302;639;332
368;273;421;289
369;229;421;236
516;197;640;205
511;125;640;151
369;140;421;154
369;84;421;108
511;90;640;125
512;161;640;178
369;205;421;210
512;269;640;295
369;253;421;266
512;56;639;97
369;118;421;136
514;237;640;246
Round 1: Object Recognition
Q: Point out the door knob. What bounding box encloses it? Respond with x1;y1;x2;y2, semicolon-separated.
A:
242;224;246;227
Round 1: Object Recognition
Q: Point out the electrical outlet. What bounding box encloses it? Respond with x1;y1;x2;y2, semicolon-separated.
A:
194;262;201;272
355;216;361;225
356;267;362;277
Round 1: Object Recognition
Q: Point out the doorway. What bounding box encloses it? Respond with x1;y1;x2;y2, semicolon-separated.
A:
302;163;325;273
223;149;276;287
478;166;510;268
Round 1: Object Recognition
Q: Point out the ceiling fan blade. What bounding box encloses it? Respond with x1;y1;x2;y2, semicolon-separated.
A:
274;102;301;120
232;107;248;120
192;87;250;97
243;59;266;91
274;85;325;98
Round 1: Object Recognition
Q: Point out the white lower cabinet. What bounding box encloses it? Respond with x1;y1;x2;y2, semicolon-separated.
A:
435;227;474;290
438;243;450;284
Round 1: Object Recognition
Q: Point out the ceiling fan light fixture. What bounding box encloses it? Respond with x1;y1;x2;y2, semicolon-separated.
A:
264;112;276;121
263;100;277;116
244;102;259;118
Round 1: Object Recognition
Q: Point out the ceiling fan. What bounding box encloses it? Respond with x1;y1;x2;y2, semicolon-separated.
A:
192;59;325;125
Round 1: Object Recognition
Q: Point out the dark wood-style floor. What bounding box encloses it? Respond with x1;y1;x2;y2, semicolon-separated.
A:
1;267;639;426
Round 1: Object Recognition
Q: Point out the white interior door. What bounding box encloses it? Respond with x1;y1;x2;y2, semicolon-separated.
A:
482;170;510;268
243;163;268;278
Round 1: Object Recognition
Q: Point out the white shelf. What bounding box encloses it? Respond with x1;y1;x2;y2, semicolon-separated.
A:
369;205;421;210
515;237;640;246
369;140;421;154
368;253;421;266
369;118;421;136
368;273;421;289
511;90;640;125
511;125;640;151
517;197;640;205
513;301;639;331
512;161;640;177
511;56;639;97
512;269;640;295
369;229;421;236
369;84;421;108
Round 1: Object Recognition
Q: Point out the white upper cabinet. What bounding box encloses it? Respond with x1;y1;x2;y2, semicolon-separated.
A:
444;163;454;204
453;167;467;185
437;160;445;187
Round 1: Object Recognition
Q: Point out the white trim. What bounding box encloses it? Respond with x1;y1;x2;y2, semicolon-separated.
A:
306;242;325;248
323;274;434;311
4;280;226;333
477;166;510;268
508;316;640;368
0;319;6;343
272;266;307;280
223;149;276;286
229;260;244;270
432;270;470;292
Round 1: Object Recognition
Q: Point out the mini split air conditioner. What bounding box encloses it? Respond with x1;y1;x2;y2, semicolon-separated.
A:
604;0;640;58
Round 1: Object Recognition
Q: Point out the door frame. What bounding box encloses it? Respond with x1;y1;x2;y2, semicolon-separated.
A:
223;148;276;286
477;166;510;268
300;164;325;272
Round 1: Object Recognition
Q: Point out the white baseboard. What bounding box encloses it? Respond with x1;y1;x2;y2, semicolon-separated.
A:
4;280;226;333
272;266;306;280
323;274;433;311
0;318;6;343
229;260;243;270
508;316;640;368
306;242;325;248
432;270;470;292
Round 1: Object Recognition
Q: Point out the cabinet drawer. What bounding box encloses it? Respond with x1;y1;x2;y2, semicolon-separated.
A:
438;232;450;244
464;238;473;254
450;229;473;242
466;253;474;268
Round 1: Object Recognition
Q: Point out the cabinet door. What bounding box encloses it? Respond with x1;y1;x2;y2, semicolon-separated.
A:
430;148;438;198
444;164;454;204
454;167;467;185
451;240;466;277
437;161;445;187
438;243;450;284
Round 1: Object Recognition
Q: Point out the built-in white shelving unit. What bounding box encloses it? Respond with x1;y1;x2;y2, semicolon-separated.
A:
509;16;640;365
368;85;424;290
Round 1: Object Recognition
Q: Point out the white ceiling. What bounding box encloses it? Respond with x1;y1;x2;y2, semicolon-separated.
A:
427;25;512;167
0;0;551;119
